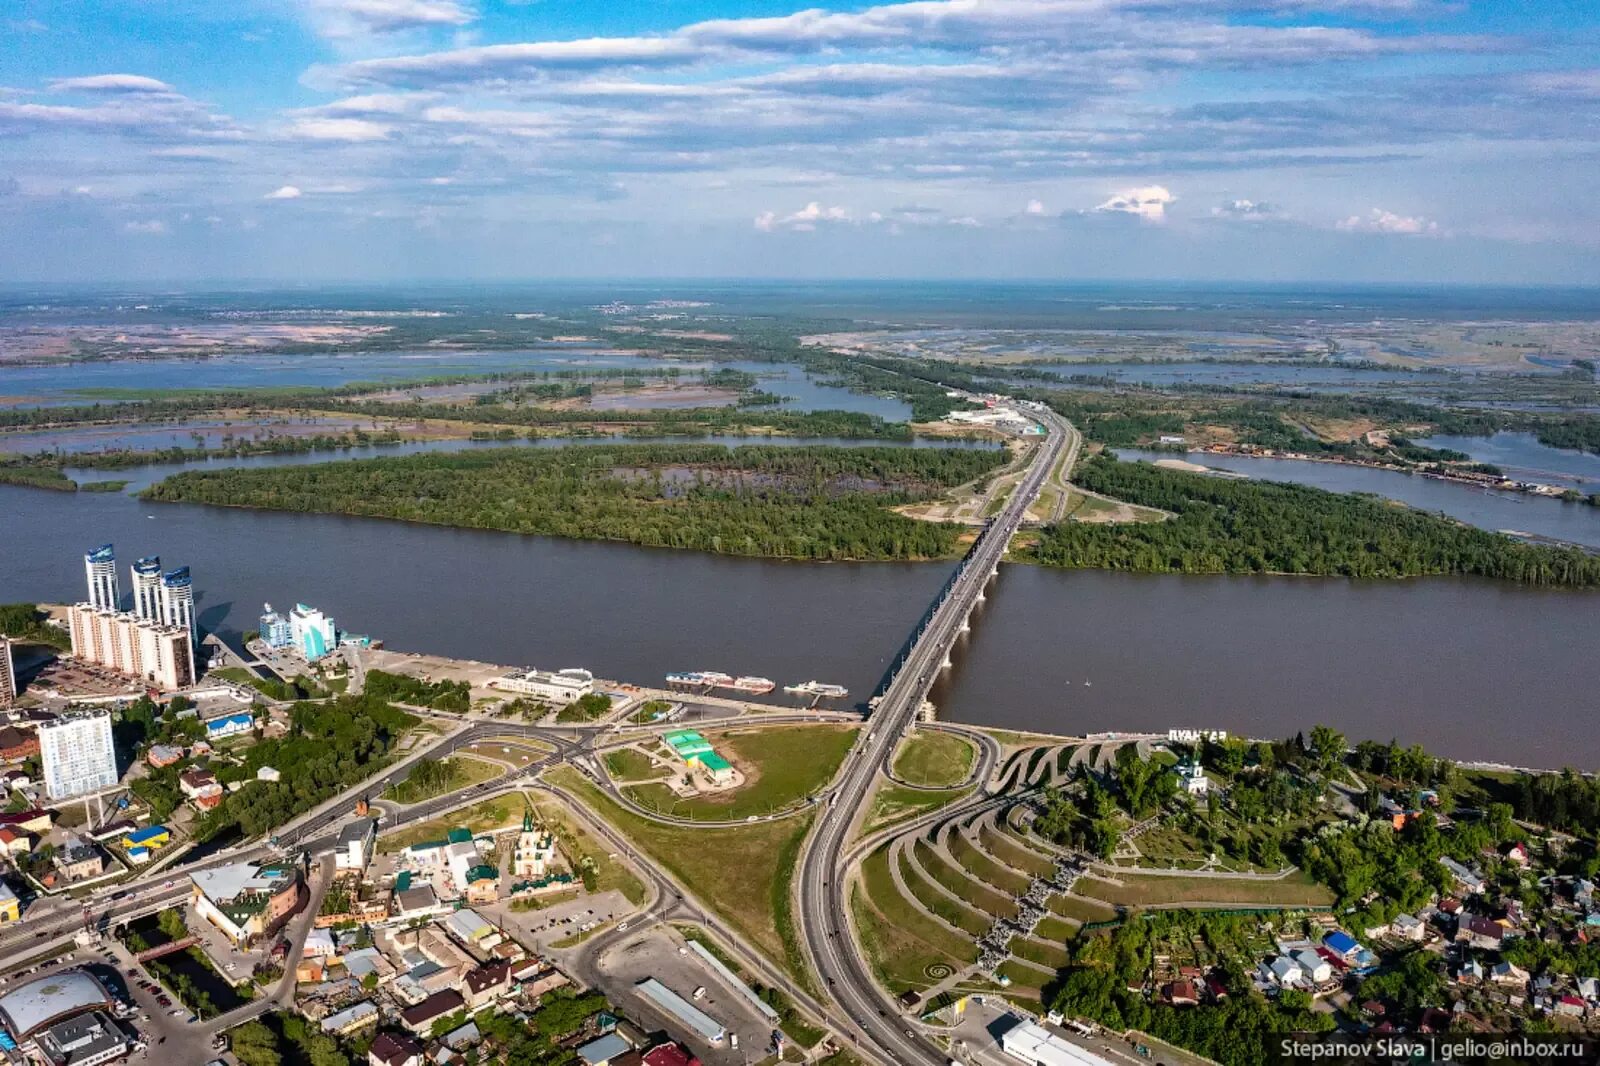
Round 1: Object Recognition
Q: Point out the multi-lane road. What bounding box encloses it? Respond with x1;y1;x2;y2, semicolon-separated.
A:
796;406;1071;1066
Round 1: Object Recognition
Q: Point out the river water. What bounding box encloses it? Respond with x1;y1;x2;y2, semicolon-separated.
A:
5;473;1599;768
1113;447;1600;550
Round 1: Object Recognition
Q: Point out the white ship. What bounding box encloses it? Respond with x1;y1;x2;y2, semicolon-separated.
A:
784;681;849;699
729;676;776;694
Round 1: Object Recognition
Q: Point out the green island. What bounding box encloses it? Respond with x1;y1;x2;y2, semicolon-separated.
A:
1029;454;1600;586
140;443;1007;561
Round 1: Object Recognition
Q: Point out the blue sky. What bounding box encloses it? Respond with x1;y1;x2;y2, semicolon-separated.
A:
3;0;1598;283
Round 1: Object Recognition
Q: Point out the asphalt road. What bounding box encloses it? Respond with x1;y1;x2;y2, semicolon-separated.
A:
794;407;1070;1066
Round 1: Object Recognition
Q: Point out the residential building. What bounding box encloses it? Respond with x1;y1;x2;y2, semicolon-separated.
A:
337;818;377;873
0;882;19;923
65;604;195;691
179;768;222;800
462;960;513;1010
1391;914;1426;941
123;825;169;851
0;726;39;762
399;989;463;1035
259;603;292;649
0;810;52;834
290;604;337;661
491;667;594;703
1267;956;1302;987
1441;857;1486;894
130;556;162;622
38;711;117;801
204;712;254;742
256;766;281;782
0;637;15;706
368;1032;425;1066
83;545;118;612
1294;949;1332;984
577;1033;634;1066
189;860;302;946
1458;915;1508;950
0;829;32;857
320;1000;379;1036
159;567;195;644
145;744;183;768
52;838;104;882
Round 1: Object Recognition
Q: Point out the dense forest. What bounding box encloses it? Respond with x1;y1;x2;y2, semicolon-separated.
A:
1028;455;1600;586
192;694;417;842
143;443;1006;561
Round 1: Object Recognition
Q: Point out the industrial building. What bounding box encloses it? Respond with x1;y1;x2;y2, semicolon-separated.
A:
491;667;594;703
999;1019;1115;1066
634;978;725;1045
190;858;302;946
290;603;338;661
31;1010;129;1066
662;730;736;785
0;970;119;1044
66;602;195;691
38;711;118;801
0;637;15;706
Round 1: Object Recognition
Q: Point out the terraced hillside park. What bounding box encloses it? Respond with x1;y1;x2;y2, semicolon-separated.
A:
849;732;1336;1014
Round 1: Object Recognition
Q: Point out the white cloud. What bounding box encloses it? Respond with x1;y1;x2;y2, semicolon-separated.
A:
290;117;392;142
1336;207;1440;235
122;219;167;235
1211;198;1277;221
755;202;851;232
1025;199;1046;215
1095;185;1175;222
50;74;176;95
264;185;303;199
302;0;476;38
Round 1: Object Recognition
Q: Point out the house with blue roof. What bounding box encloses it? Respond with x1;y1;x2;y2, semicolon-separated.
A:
205;712;255;741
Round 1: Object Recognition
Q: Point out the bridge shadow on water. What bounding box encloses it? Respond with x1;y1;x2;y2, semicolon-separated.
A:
866;545;1006;706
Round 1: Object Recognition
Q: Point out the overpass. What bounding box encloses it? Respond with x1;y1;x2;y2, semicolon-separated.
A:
795;404;1072;1066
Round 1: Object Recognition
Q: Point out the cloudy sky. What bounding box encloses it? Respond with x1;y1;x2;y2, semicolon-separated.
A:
3;0;1598;283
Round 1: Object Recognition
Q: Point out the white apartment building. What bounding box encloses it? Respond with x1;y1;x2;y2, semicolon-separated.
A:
67;603;195;691
39;711;118;801
83;544;119;612
0;637;15;706
130;556;163;621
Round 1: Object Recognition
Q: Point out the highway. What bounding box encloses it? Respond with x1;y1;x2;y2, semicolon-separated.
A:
795;404;1071;1066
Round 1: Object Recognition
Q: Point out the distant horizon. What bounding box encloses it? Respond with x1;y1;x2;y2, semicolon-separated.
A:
5;1;1597;285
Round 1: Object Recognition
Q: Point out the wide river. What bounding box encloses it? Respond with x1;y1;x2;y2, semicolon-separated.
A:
4;477;1598;768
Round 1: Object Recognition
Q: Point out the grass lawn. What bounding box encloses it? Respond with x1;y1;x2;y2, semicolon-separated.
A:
621;724;856;820
914;839;1018;920
603;748;668;782
892;730;976;787
897;846;990;937
1034;916;1079;942
980;824;1056;878
1009;935;1070;971
949;831;1033;895
545;765;813;987
854;849;978;995
381;755;501;804
1048;893;1119;923
1074;870;1334;909
864;783;973;833
528;793;648;906
378;792;529;852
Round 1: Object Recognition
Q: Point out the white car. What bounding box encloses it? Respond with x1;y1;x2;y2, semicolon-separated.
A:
692;986;706;1001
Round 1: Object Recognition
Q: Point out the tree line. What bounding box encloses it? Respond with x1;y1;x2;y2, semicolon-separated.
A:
1029;454;1600;586
142;444;1006;561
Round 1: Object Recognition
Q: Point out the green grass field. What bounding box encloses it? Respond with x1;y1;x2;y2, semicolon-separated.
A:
863;784;973;833
914;838;1018;920
1073;870;1334;909
854;848;978;994
896;845;990;937
545;765;813;984
621;724;856;820
892;730;976;787
949;831;1033;895
381;756;501;804
979;824;1056;878
527;793;647;906
603;748;668;782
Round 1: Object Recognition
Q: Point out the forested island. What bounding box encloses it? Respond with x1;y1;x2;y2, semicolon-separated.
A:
142;443;1007;561
1028;455;1600;586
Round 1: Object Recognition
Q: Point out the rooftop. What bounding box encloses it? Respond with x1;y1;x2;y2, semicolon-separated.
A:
0;970;114;1041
